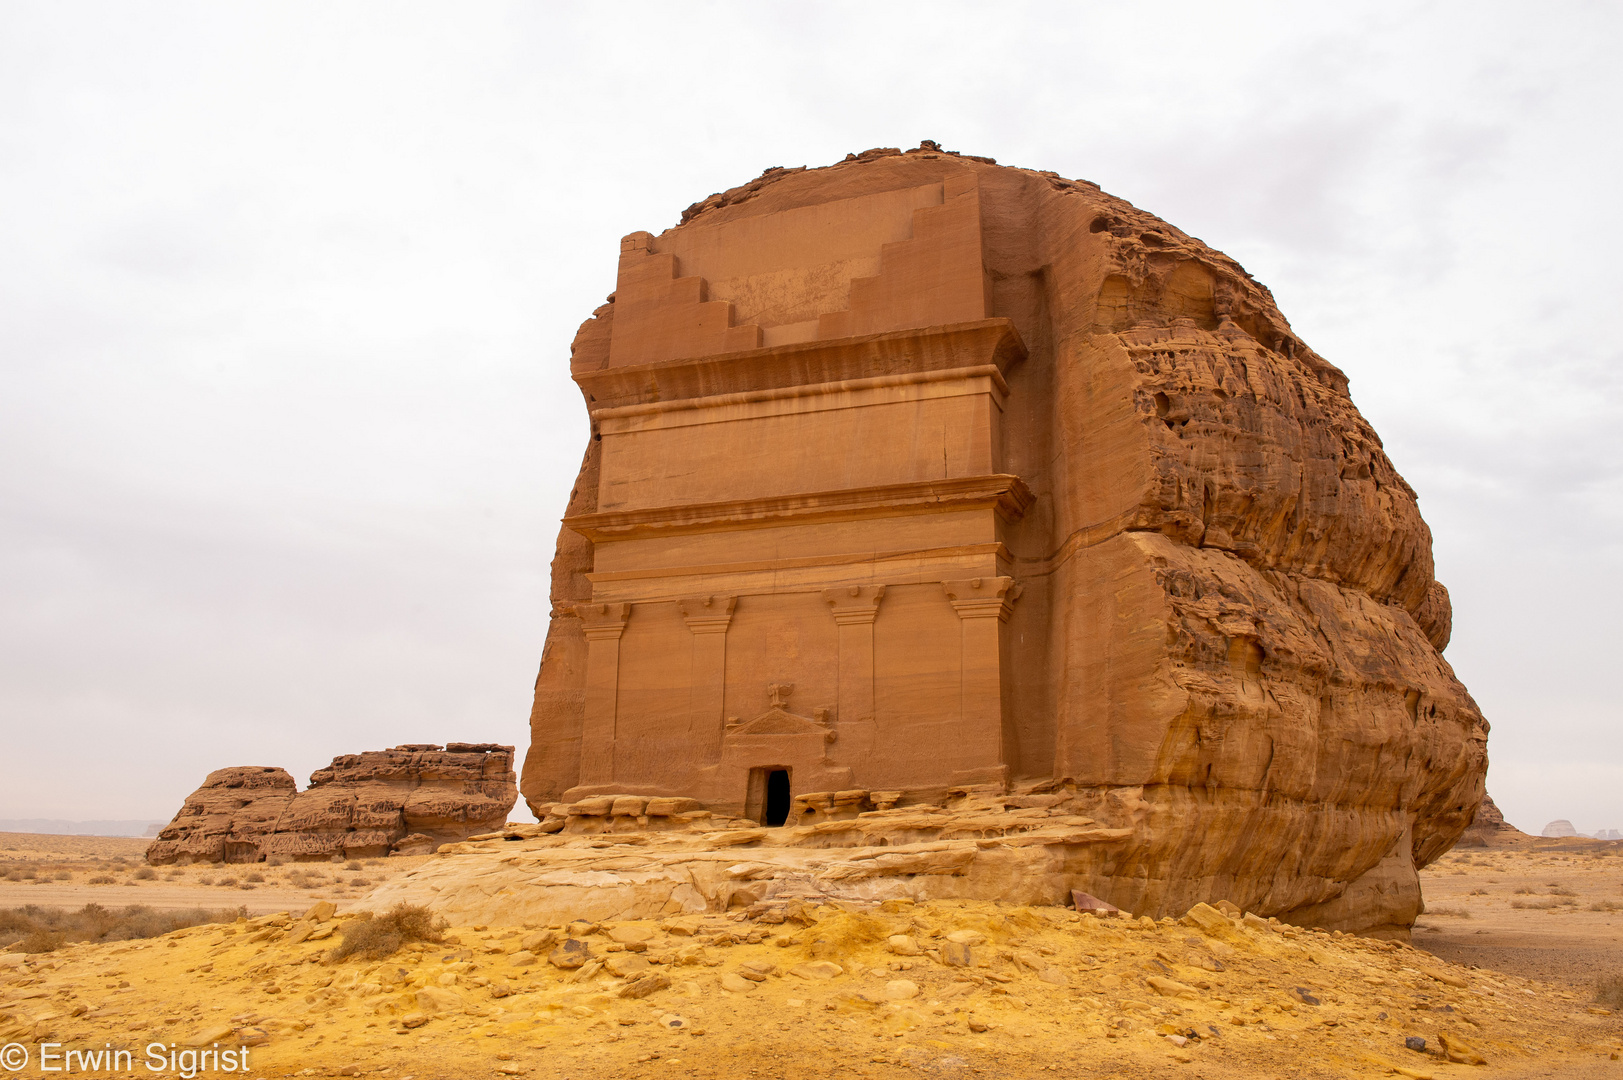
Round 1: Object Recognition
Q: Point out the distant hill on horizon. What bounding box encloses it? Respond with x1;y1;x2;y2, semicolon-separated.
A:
0;818;164;838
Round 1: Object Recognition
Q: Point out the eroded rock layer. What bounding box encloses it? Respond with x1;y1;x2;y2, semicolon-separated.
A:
146;744;517;864
521;145;1488;936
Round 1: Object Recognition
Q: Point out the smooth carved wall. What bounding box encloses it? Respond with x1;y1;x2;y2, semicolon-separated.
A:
524;150;1487;932
545;172;1023;807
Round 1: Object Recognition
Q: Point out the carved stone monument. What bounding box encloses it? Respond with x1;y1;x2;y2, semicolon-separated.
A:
516;145;1488;932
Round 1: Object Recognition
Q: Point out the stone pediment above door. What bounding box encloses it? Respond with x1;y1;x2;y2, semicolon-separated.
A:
725;683;835;743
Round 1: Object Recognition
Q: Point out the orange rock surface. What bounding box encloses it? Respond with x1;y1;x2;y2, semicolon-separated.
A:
521;144;1487;935
147;744;517;864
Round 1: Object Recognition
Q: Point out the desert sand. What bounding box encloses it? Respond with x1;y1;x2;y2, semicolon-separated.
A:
3;831;1620;1079
0;832;425;917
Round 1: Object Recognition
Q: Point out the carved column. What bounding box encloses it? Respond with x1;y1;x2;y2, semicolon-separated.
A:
822;586;886;757
577;602;631;786
941;577;1021;787
678;595;737;764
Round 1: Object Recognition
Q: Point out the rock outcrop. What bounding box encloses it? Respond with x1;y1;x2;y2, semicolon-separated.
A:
519;144;1488;936
1541;819;1578;838
146;744;518;864
1457;792;1525;846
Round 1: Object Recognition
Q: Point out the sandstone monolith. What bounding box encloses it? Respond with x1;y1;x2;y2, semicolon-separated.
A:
147;743;517;863
516;144;1488;935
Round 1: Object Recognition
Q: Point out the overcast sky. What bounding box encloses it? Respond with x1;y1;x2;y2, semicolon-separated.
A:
2;2;1618;836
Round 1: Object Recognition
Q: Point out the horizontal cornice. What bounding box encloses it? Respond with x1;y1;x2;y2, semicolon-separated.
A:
574;318;1026;411
565;474;1035;542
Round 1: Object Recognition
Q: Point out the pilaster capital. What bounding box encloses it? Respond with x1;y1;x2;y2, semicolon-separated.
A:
941;576;1022;622
677;594;737;634
575;601;631;640
822;584;887;626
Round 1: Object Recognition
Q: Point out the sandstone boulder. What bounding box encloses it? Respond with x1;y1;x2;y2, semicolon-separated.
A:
517;145;1487;935
147;744;517;864
1457;792;1526;846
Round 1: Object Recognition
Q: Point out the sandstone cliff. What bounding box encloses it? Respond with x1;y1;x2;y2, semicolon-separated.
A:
146;744;517;864
521;145;1488;935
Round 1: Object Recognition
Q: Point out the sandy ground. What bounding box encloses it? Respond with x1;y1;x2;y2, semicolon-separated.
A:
0;832;1619;1078
0;832;427;917
1416;839;1623;990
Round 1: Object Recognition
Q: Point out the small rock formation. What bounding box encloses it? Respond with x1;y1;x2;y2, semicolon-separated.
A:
146;744;518;864
517;145;1488;936
1457;792;1526;846
1541;819;1578;838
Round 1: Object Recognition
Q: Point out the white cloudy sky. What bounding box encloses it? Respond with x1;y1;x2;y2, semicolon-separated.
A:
1;2;1618;835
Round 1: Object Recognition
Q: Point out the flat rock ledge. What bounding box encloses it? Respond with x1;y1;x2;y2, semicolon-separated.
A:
367;798;1134;926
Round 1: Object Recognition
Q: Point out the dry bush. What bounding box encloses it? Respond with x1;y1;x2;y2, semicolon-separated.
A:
266;856;287;867
1598;974;1623;1010
197;876;214;886
53;871;71;881
0;903;245;953
1590;900;1623;913
133;868;156;881
1512;897;1579;910
245;872;264;883
349;877;371;887
1425;906;1472;918
1548;885;1577;896
328;904;445;962
1468;888;1488;896
345;861;363;871
86;874;115;885
216;877;238;888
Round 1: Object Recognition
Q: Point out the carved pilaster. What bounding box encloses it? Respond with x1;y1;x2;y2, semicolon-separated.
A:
576;602;630;786
941;577;1020;787
678;595;737;763
823;585;886;760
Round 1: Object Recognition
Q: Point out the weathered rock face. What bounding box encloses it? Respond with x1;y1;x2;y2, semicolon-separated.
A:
146;744;518;864
1458;792;1524;846
520;144;1488;936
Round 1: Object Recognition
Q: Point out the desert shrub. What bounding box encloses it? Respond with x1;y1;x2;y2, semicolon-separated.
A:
1468;888;1487;896
197;876;214;886
0;903;245;952
1597;974;1623;1010
216;877;238;887
1548;885;1576;896
1590;900;1623;913
166;869;184;878
328;904;445;962
1513;887;1533;894
133;868;156;880
19;868;37;880
86;874;115;885
1512;897;1578;910
1425;906;1472;918
266;856;286;867
245;872;264;883
345;861;363;872
349;877;371;887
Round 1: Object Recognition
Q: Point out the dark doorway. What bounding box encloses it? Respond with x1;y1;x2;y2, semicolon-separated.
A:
765;769;791;826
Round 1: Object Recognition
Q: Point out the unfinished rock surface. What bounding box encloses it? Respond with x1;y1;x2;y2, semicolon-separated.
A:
520;144;1488;936
146;744;517;864
1458;793;1526;846
368;792;1135;927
